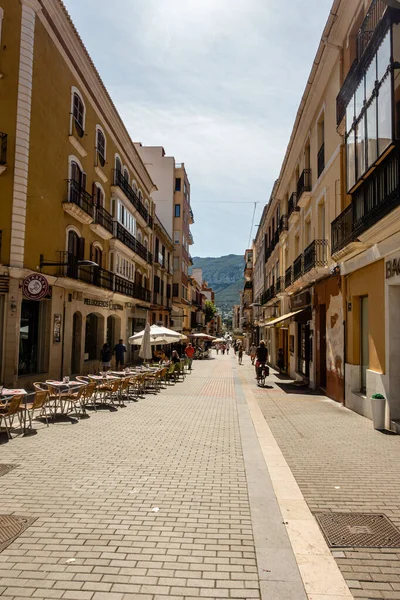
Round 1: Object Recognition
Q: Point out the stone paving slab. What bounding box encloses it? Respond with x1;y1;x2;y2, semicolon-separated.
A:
0;357;267;600
239;357;400;600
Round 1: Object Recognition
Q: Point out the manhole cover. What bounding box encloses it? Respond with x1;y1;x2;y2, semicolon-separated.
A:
0;464;18;478
315;513;400;548
0;515;37;553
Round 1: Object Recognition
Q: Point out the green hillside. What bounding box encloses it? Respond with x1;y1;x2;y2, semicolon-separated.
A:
190;254;244;312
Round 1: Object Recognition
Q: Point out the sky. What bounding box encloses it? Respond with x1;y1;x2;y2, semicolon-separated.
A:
64;0;333;258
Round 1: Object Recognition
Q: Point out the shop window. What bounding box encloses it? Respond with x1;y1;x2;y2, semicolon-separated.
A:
18;300;40;375
360;296;369;393
85;313;100;361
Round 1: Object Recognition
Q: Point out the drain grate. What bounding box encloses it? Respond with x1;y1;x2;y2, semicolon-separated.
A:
0;464;18;478
315;513;400;548
0;515;37;553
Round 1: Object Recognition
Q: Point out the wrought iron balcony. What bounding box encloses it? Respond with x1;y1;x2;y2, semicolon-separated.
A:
288;193;299;218
189;207;194;223
297;169;312;198
114;275;151;302
317;144;325;178
336;0;389;125
303;239;328;274
188;231;194;245
61;251;113;291
331;204;353;255
285;266;293;289
114;222;153;264
113;169;153;228
94;204;113;234
0;133;7;165
332;149;400;254
279;214;288;233
66;180;95;218
293;253;303;282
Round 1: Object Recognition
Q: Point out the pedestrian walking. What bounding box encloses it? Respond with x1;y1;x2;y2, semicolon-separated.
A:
255;340;269;378
250;343;256;365
226;344;230;355
238;343;243;365
185;343;195;370
277;348;284;374
114;339;127;370
100;343;112;371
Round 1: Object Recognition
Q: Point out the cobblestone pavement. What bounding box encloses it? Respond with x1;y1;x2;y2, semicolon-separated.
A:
240;358;400;600
0;357;265;600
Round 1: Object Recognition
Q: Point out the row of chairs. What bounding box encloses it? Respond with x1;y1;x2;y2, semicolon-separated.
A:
0;360;191;439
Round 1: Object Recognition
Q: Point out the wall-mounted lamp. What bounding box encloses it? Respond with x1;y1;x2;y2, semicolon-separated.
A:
39;254;98;270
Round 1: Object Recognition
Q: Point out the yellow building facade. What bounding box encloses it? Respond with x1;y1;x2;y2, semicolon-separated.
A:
0;0;157;386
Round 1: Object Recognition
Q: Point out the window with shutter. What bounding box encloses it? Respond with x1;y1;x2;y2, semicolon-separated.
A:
96;129;106;166
73;93;85;137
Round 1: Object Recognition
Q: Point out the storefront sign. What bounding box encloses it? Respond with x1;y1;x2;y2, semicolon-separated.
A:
53;313;61;343
290;290;311;311
386;258;400;279
22;273;49;300
84;298;110;308
83;298;125;310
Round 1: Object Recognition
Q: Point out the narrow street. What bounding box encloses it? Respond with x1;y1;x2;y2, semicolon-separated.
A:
0;353;399;599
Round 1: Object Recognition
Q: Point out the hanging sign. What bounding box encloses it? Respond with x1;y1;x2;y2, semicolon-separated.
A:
22;273;49;300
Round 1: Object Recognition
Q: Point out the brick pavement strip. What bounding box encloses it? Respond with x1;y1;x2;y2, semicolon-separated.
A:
240;358;400;600
0;356;263;600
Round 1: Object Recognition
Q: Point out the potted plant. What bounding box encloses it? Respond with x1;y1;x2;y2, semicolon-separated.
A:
371;393;386;430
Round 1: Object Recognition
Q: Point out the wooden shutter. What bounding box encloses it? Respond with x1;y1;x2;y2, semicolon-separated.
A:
78;237;85;260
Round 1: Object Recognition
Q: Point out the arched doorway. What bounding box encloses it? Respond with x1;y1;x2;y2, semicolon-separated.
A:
71;311;82;374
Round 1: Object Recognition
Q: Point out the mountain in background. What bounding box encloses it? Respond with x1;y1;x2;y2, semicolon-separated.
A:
190;254;244;313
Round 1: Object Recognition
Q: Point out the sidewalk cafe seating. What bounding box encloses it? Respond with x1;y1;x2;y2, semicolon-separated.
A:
0;394;24;438
59;383;87;417
21;389;51;432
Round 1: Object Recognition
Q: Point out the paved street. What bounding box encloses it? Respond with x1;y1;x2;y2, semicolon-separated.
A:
0;353;399;599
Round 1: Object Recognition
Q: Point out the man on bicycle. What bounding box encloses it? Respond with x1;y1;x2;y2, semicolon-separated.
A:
255;340;268;379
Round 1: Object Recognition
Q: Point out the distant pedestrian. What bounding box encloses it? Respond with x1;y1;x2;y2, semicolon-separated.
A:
185;343;195;369
238;344;243;365
277;348;284;374
250;344;256;365
100;343;112;371
114;339;127;370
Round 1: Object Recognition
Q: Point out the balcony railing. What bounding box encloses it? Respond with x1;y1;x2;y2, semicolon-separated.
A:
357;0;387;59
317;144;325;178
285;266;293;289
188;231;194;245
0;133;7;165
303;239;328;274
62;252;113;291
293;254;303;282
297;169;312;198
94;204;113;234
113;169;153;228
66;180;95;218
279;214;288;233
331;149;400;254
331;204;353;255
336;0;390;125
275;277;283;294
114;222;153;264
288;193;299;218
114;275;151;302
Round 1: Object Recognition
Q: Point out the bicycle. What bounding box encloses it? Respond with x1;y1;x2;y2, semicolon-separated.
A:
256;363;269;387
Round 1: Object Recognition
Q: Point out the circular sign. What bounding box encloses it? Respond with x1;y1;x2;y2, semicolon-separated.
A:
22;274;49;300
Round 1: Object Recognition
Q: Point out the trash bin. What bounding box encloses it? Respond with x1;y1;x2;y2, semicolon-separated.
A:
371;394;386;430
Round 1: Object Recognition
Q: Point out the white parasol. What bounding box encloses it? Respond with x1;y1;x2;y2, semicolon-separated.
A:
129;324;184;345
139;322;152;360
190;333;216;340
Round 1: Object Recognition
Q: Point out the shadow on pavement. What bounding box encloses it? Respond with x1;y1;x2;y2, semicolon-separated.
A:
276;382;320;395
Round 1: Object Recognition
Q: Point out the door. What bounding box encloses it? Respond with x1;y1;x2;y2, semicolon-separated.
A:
71;312;82;374
319;305;327;389
282;329;288;374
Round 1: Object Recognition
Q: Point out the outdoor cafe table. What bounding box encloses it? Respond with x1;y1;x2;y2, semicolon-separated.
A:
45;380;85;414
1;388;27;397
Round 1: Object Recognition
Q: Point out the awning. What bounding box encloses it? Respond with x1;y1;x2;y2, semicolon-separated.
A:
265;309;306;327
